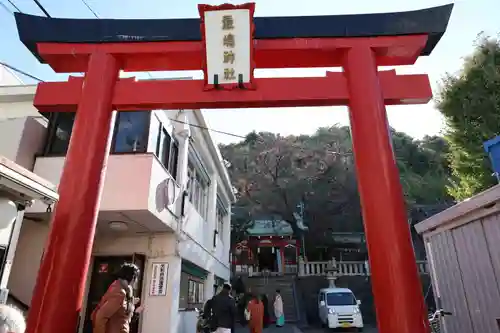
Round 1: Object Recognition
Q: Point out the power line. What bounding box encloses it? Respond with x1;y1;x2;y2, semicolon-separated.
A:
0;61;43;82
80;0;98;18
168;118;246;139
0;1;243;140
79;0;155;79
5;0;21;12
0;60;246;139
0;0;12;14
32;0;50;17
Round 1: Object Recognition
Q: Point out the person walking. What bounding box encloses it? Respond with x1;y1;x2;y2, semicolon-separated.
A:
211;283;236;333
91;263;143;333
246;294;264;333
261;294;270;328
273;289;285;328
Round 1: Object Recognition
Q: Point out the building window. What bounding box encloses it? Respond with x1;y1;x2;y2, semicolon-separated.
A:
187;161;209;218
43;111;151;155
156;127;179;180
113;111;150;153
45;112;75;155
215;197;228;247
179;272;205;310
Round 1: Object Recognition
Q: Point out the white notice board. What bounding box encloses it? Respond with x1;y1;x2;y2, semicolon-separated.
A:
149;262;169;296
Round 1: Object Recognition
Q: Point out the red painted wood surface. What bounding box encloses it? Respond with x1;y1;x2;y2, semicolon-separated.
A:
25;52;120;333
344;46;430;333
36;35;427;73
34;70;431;111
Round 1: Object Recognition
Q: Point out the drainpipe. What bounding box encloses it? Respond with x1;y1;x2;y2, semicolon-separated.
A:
173;111;191;256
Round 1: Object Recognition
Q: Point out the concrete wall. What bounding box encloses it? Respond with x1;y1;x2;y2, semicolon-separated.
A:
8;219;48;305
29;154;180;232
0;117;47;170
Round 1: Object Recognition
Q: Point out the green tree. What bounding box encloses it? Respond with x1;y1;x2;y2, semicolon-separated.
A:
221;126;452;252
436;36;500;200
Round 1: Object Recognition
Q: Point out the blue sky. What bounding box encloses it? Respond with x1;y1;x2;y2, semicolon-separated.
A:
1;0;499;144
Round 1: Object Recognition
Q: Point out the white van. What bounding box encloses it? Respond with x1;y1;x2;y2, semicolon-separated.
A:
318;287;364;331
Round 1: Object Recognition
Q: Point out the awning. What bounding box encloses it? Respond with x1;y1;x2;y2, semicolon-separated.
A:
0;156;58;205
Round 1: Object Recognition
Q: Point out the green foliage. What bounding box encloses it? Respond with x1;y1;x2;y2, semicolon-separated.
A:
221;125;453;249
436;35;500;200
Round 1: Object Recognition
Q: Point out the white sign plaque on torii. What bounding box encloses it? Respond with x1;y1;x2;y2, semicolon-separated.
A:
198;3;256;90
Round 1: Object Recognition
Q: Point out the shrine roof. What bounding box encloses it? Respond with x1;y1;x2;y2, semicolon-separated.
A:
15;4;453;62
247;219;294;236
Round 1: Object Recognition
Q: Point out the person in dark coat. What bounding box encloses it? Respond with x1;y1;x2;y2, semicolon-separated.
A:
233;276;245;295
261;294;270;328
211;283;237;333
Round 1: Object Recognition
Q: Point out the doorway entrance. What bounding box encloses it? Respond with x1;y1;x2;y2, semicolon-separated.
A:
83;254;145;333
258;247;276;272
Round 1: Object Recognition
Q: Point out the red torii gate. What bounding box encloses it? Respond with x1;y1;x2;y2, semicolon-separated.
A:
14;3;453;333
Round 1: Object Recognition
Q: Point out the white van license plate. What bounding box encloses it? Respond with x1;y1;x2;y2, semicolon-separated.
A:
341;323;352;328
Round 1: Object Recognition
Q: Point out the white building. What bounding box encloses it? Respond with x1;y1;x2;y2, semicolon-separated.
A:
0;75;234;333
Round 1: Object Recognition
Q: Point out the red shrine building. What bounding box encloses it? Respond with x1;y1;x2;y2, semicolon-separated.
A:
9;3;452;333
233;218;301;275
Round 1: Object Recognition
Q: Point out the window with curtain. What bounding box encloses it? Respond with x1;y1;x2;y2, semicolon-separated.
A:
156;127;179;180
179;272;205;310
186;161;209;219
45;112;76;155
216;198;227;245
43;111;151;155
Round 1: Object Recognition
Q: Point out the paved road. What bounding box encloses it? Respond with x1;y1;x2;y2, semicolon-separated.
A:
303;326;377;333
234;324;301;333
235;324;377;333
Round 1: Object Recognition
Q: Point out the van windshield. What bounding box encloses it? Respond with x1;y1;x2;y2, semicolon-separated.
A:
326;292;356;306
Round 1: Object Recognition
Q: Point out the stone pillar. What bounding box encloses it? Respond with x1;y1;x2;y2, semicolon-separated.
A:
325;258;338;288
298;256;305;277
206;174;218;250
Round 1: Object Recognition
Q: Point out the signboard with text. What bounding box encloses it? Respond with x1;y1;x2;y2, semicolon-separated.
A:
149;262;169;296
198;3;256;90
